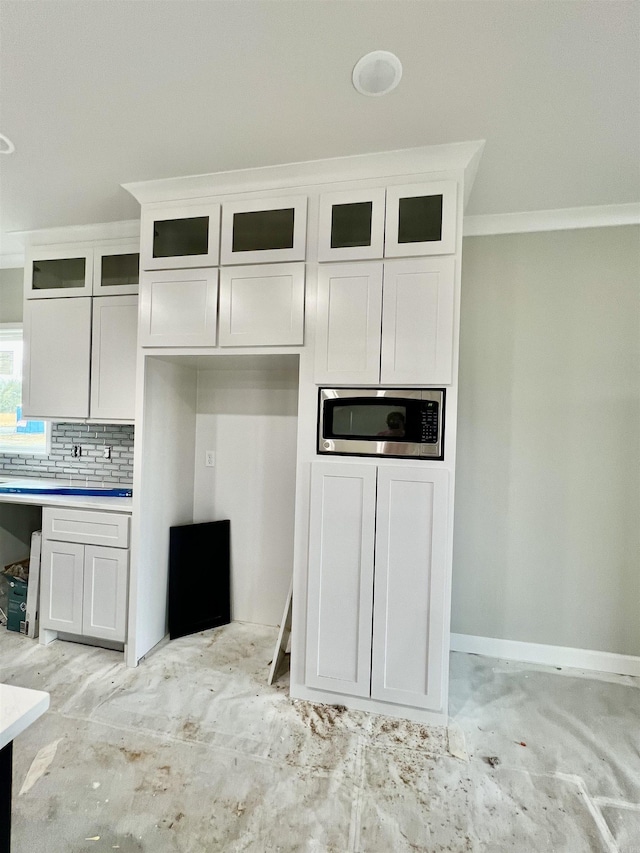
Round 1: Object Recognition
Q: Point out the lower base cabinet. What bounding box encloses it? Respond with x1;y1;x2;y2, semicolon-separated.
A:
305;461;450;712
40;508;130;644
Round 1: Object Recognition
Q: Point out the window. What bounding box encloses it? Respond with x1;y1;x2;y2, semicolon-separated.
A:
0;324;49;455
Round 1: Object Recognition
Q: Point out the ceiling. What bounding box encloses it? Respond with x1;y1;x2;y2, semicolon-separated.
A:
1;0;638;261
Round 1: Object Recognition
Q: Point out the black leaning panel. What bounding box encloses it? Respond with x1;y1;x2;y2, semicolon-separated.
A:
168;519;231;640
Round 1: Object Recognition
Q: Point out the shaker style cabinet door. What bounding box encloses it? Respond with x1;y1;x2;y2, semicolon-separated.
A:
90;295;138;421
22;297;92;419
317;188;386;262
314;262;383;385
40;540;85;636
371;466;450;712
138;268;219;346
140;203;221;270
93;241;140;295
24;245;93;299
305;462;377;697
380;257;456;385
384;181;457;257
220;196;307;265
219;263;305;346
82;546;129;642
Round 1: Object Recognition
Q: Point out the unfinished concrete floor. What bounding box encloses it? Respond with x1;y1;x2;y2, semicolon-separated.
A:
2;622;639;852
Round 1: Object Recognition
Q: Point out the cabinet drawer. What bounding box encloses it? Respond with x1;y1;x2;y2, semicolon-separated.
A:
43;508;130;548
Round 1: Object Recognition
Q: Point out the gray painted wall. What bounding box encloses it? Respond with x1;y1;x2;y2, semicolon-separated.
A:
453;226;640;657
0;268;23;323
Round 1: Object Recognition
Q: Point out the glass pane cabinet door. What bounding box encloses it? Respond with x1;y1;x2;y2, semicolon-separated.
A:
220;196;307;264
140;204;220;270
153;217;209;258
25;247;93;298
384;181;457;257
318;188;385;262
93;243;140;295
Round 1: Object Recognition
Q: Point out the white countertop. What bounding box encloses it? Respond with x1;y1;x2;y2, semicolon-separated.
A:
0;477;133;513
0;683;50;750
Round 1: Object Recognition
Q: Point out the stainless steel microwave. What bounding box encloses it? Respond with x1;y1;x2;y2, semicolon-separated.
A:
318;388;445;460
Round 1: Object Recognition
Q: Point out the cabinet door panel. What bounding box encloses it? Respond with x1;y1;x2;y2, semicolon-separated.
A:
83;546;128;642
384;181;457;257
381;257;455;385
140;204;220;270
220;196;307;265
305;462;376;696
318;188;386;262
219;263;304;346
25;245;93;299
314;262;382;384
90;296;138;420
371;466;449;711
93;241;140;295
40;540;84;634
22;297;92;419
139;268;218;346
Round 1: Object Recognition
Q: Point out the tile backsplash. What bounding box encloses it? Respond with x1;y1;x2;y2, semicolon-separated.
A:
0;423;134;484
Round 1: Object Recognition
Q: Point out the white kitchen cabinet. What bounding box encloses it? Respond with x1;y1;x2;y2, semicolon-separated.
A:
22;297;92;419
139;268;219;346
25;243;139;298
24;245;93;299
370;466;449;711
140;203;221;270
314;262;383;384
317;188;386;262
90;295;138;420
384;181;457;257
381;257;456;385
92;241;140;295
219;263;305;346
40;508;130;645
304;462;377;696
305;461;449;713
22;295;138;421
220;196;307;265
315;257;455;386
39;540;85;635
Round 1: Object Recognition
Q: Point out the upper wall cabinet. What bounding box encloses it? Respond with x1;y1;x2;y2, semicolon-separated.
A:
384;181;457;257
220;196;307;265
140;203;221;270
315;257;455;386
317;180;457;262
139;268;219;347
25;245;93;298
219;263;305;347
25;242;140;299
317;188;386;262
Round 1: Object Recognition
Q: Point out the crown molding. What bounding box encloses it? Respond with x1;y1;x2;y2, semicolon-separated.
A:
0;253;25;270
463;202;640;236
9;219;140;248
122;141;486;206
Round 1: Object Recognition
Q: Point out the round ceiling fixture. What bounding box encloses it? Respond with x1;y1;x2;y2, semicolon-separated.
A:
352;51;402;97
0;133;15;154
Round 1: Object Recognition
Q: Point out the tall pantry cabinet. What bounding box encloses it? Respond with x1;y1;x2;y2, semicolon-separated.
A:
123;142;483;725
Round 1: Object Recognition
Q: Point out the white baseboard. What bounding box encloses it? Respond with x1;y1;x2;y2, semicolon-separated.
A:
450;633;640;678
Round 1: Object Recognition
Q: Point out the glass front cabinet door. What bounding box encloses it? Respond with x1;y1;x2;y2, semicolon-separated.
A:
93;242;140;295
25;245;93;299
317;188;386;262
220;196;307;265
140;203;221;270
384;181;457;257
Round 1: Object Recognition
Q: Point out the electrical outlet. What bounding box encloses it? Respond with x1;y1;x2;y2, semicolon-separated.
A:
72;445;81;458
205;451;215;467
103;446;112;460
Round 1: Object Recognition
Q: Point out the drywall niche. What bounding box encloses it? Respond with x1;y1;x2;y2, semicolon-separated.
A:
193;354;300;626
